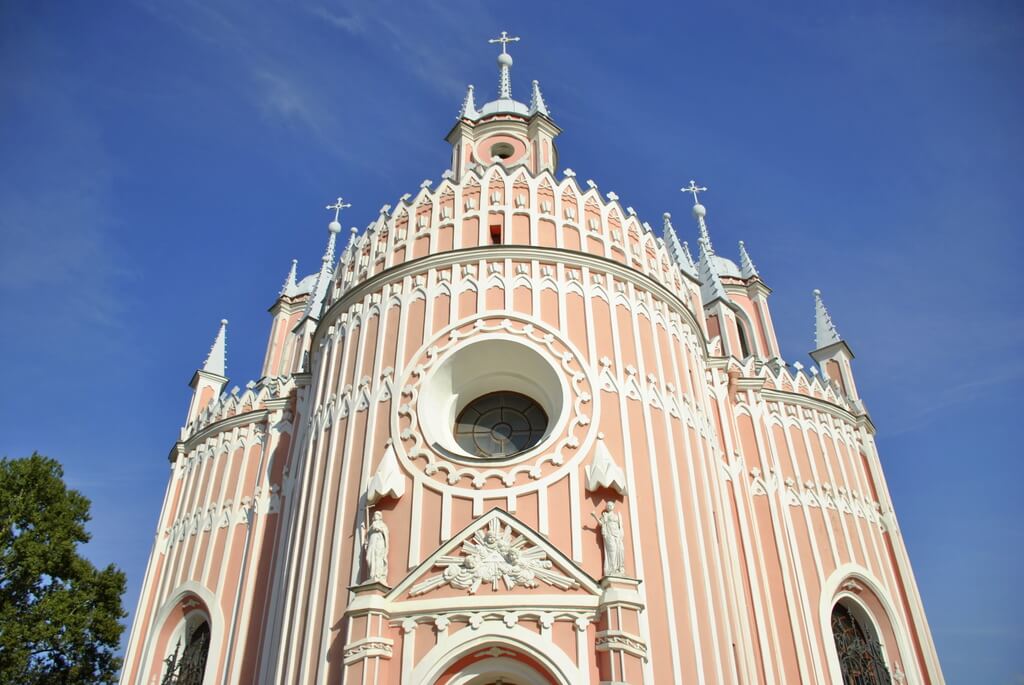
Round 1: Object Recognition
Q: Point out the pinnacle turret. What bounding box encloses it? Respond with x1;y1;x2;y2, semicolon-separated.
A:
202;319;228;377
280;259;299;297
813;289;842;348
663;212;697;278
738;240;758;279
458;85;478;120
528;80;549;116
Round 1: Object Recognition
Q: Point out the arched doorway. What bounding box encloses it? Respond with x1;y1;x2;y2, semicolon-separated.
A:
409;624;580;685
437;653;557;685
831;602;892;685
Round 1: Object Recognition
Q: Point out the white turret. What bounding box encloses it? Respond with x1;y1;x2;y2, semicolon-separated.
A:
813;288;842;348
185;319;230;426
663;212;697;278
738;240;759;279
528;80;549;117
280;258;299;297
458;85;479;120
810;288;862;409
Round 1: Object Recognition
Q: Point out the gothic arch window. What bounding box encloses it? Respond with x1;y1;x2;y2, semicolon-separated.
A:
161;617;211;685
831;601;892;685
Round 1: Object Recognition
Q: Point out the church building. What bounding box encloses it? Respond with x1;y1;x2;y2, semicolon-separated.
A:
121;35;944;684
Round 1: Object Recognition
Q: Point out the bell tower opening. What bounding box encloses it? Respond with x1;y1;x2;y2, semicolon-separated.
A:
491;142;515;160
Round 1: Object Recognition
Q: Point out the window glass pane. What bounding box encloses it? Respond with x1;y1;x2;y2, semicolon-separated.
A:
453;392;548;459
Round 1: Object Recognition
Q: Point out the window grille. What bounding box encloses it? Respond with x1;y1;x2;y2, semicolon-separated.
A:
831;603;892;685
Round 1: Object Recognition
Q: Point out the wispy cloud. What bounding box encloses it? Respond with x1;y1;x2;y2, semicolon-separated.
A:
304;4;367;35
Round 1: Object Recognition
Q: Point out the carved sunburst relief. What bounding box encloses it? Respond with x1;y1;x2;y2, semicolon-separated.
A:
409;517;579;595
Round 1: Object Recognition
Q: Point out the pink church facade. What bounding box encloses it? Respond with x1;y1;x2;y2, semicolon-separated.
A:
122;37;944;685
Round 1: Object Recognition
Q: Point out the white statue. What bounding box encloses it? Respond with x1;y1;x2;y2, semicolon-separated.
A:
362;510;389;584
592;501;626;576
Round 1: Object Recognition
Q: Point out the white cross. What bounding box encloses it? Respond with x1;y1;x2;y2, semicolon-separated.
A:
488;31;520;54
326;197;351;222
681;180;707;204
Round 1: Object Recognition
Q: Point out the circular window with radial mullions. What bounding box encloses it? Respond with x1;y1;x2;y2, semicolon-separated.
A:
454;392;549;459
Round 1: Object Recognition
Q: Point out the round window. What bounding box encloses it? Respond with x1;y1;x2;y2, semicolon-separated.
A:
490;142;515;160
454;391;548;459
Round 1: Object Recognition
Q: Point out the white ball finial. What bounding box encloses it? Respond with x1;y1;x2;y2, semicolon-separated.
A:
813;288;821;296
328;220;342;233
497;52;513;67
220;319;229;326
692;203;707;218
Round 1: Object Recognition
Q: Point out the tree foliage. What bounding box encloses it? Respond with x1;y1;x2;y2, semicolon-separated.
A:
0;453;126;684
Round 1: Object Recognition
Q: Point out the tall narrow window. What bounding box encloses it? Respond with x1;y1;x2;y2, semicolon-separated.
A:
162;620;210;685
490;224;502;244
831;603;892;685
736;321;752;358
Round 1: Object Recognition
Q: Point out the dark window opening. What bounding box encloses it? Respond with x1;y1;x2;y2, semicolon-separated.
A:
491;142;515;160
737;322;752;358
831;603;892;685
454;391;548;459
162;620;210;685
490;224;502;244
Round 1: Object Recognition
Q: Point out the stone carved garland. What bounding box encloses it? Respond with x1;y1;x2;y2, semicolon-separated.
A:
395;317;594;490
409;518;579;596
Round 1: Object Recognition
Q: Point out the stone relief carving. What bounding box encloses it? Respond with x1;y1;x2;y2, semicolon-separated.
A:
410;518;579;596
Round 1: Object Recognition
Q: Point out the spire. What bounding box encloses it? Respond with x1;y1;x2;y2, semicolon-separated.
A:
488;31;520;99
663;212;697;278
305;198;349;320
528;80;549;116
683;180;728;304
280;258;298;297
681;241;696;274
458;84;478;119
738;240;758;279
203;319;228;377
813;289;842;348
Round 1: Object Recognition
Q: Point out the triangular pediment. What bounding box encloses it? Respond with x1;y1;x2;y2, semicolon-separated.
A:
387;508;600;601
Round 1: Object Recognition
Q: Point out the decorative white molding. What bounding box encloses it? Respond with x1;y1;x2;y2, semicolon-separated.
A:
595;629;649;661
365;441;406;503
584;434;628;495
342;637;393;665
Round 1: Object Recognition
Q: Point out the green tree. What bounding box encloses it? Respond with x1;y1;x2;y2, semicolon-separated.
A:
0;453;126;684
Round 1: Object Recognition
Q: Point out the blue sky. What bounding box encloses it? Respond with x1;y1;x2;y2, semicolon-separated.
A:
1;1;1020;682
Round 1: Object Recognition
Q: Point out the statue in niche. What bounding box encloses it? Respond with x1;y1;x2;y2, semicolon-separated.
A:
592;501;626;576
362;510;389;584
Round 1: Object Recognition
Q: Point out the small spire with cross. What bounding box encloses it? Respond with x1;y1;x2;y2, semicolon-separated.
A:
488;31;520;55
326;197;351;228
681;180;707;207
488;31;520;99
